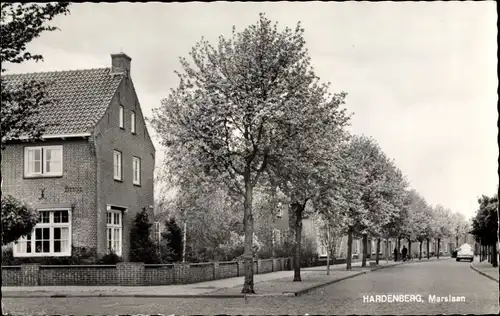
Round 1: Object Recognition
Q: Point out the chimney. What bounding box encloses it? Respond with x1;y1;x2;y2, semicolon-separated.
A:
110;53;131;77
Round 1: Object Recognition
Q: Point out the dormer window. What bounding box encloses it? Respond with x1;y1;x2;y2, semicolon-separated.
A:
119;105;124;129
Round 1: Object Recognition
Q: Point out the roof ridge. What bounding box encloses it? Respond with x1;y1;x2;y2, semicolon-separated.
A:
1;67;112;77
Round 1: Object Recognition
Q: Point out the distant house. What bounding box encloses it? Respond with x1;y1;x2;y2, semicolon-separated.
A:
1;53;155;261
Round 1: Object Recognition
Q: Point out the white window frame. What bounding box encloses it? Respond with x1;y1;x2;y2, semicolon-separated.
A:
119;105;124;129
319;245;327;257
113;150;122;181
272;229;281;246
154;222;161;243
24;146;63;177
276;202;283;218
13;209;72;257
131;111;136;134
132;156;141;185
106;209;123;256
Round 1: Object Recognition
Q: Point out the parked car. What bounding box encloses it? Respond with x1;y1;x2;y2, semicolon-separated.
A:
456;243;474;262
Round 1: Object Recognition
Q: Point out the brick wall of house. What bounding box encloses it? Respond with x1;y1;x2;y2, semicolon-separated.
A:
93;75;155;260
0;139;98;250
1;258;292;286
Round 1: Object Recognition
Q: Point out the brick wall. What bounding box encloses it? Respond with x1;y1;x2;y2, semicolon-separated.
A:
40;265;117;285
2;266;21;286
144;264;174;285
1;258;292;286
93;76;155;260
1;139;98;250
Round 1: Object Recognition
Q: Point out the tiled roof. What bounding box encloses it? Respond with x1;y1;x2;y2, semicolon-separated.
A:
1;68;123;136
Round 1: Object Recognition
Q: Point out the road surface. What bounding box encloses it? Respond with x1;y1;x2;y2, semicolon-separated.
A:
3;258;498;315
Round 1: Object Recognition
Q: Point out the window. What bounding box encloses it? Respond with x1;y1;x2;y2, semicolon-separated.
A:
14;209;71;257
319;245;327;257
106;209;122;256
119;105;124;129
131;111;136;134
24;146;63;177
272;229;281;245
132;156;141;185
153;222;161;243
276;202;283;218
113;150;122;181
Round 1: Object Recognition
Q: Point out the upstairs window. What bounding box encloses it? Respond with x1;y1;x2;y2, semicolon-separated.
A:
131;111;136;134
119;105;124;129
24;146;63;177
272;229;281;245
132;156;141;185
276;202;283;218
113;150;122;181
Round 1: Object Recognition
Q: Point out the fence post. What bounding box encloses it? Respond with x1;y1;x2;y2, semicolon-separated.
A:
213;262;219;280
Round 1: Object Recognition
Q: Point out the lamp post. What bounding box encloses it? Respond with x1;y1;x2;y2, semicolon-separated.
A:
182;220;187;263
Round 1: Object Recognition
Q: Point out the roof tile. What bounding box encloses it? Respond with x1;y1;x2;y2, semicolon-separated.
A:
1;67;123;136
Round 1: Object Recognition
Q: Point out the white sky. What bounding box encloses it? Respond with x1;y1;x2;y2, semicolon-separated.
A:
4;2;497;220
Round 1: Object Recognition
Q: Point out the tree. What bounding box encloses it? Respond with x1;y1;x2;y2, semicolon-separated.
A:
160;218;184;263
451;212;469;248
130;208;161;264
313;210;346;275
432;205;452;259
337;135;407;268
1;195;38;246
266;100;350;281
406;190;432;260
1;2;70;149
471;194;498;267
151;13;349;293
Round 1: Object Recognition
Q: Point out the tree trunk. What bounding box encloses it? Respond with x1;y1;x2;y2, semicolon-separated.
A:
385;238;389;263
346;227;353;270
426;238;430;259
362;234;368;267
398;238;402;260
437;238;440;259
492;244;498;267
241;173;255;294
376;238;381;265
407;238;412;259
326;229;330;275
292;202;304;282
456;236;459;248
488;245;492;263
419;241;422;260
479;241;482;261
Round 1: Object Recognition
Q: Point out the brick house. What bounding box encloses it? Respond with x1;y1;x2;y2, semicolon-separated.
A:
1;53;155;261
254;200;319;256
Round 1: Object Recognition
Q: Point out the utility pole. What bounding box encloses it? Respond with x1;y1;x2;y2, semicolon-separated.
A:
182;208;187;263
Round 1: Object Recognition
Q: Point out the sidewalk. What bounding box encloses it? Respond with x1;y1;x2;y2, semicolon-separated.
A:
2;260;403;298
470;259;499;283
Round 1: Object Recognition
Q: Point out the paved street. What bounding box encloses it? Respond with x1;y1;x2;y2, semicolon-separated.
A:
3;258;498;315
